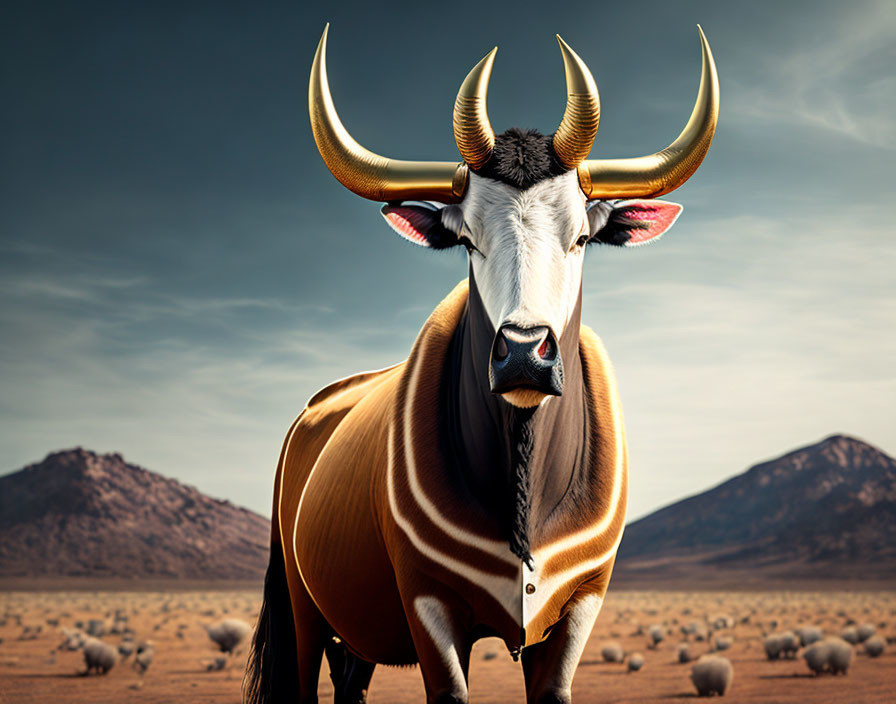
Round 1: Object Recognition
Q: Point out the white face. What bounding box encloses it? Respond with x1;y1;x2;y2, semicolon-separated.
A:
459;170;590;339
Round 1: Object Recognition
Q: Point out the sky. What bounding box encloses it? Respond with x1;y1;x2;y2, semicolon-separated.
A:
1;0;894;521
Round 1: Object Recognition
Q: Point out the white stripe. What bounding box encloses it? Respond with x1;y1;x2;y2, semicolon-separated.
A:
387;424;520;624
532;338;627;566
402;336;517;563
524;525;624;629
413;596;468;697
287;313;626;638
395;323;628;633
554;594;604;692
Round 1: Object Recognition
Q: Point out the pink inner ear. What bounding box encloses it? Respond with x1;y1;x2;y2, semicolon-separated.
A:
618;201;682;244
383;208;431;246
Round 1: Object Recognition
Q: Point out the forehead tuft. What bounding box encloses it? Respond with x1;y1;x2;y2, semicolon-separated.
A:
474;128;569;190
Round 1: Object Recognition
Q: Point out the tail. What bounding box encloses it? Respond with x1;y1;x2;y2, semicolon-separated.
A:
243;543;299;704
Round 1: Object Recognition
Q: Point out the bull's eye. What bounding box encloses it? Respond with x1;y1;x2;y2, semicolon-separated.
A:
573;233;590;250
458;235;479;255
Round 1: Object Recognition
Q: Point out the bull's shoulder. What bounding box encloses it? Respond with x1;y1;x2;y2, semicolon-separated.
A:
274;363;404;539
289;363;405;451
305;363;403;413
298;363;401;433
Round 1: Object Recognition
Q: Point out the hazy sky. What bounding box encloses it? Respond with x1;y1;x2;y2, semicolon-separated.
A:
2;0;894;520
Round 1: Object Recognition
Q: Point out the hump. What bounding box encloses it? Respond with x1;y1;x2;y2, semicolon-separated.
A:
291;363;405;463
277;281;469;540
302;279;470;422
306;364;403;411
275;363;404;542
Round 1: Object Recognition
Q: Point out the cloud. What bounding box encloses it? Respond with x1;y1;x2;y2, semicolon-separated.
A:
581;204;896;518
4;200;892;521
725;0;896;149
0;263;421;514
2;0;894;523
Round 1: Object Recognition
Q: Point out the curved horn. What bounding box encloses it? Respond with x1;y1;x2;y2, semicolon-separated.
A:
552;36;600;171
578;26;719;199
453;48;497;171
309;24;468;202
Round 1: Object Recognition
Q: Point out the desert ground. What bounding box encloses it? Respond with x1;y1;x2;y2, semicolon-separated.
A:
0;588;893;703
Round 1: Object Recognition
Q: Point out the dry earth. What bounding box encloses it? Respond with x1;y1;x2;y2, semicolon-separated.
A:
1;589;894;703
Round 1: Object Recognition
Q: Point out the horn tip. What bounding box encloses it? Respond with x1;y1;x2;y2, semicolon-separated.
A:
555;35;587;74
318;23;330;51
695;25;714;66
471;47;498;72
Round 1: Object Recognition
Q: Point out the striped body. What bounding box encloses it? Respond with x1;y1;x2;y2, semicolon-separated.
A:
244;26;718;703
274;281;627;675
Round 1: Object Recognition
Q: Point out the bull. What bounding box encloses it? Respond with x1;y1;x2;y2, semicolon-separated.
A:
245;23;718;704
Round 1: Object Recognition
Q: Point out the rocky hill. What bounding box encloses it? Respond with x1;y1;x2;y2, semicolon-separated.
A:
614;435;896;585
0;448;270;582
3;436;893;587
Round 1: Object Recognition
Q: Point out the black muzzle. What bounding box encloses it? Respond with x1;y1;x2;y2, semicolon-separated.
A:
489;324;563;397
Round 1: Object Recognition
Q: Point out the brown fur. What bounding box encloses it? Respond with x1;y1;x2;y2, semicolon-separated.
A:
270;281;628;701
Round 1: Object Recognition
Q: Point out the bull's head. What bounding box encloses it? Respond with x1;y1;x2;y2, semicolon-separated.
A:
309;25;718;408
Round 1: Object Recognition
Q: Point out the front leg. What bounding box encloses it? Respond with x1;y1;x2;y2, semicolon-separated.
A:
521;592;604;704
405;593;472;704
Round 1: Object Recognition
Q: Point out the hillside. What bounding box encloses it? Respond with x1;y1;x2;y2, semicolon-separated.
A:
614;434;896;585
3;436;893;588
0;448;270;582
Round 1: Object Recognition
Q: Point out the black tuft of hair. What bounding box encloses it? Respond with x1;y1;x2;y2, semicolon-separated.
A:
475;128;568;190
508;408;537;568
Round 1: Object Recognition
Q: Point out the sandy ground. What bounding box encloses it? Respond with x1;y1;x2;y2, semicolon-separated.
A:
0;589;894;703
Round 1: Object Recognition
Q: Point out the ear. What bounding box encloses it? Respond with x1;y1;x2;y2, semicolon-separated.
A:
380;203;463;249
587;199;683;247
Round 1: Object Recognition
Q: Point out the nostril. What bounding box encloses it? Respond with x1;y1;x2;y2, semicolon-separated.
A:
494;334;509;361
489;325;563;398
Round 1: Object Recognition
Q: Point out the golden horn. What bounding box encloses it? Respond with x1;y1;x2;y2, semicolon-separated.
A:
578;26;719;199
453;48;497;171
308;24;468;202
552;36;600;170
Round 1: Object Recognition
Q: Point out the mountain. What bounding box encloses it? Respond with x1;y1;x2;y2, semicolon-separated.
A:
0;448;270;582
3;437;893;587
614;435;896;585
